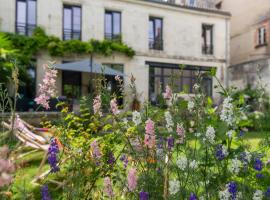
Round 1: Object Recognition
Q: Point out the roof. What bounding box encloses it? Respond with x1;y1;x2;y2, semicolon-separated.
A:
141;0;231;17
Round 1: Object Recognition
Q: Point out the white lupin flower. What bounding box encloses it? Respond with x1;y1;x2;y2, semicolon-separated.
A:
205;126;215;144
132;111;142;126
169;180;180;195
219;189;230;200
221;145;229;157
229;158;241;174
226;130;234;138
176;156;188;170
220;96;235;126
188;100;195;112
253;190;263;200
190;160;198;170
165;111;174;132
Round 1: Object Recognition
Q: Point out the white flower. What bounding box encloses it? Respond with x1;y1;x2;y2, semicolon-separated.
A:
195;132;201;137
188;100;195;112
221;145;229;157
165;111;174;132
219;189;230;200
226;130;234;138
193;84;200;90
220;96;235;126
132;111;142;126
169;180;180;195
253;190;263;200
229;158;241;174
205;126;215;144
156;149;164;160
189;160;198;170
176;156;188;170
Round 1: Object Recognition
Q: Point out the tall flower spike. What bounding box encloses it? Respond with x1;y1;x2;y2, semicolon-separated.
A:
93;95;102;116
176;123;185;144
163;85;172;100
127;168;137;191
35;64;57;109
110;98;120;115
144;119;156;148
41;185;52;200
139;191;149;200
104;177;114;198
47;138;59;173
90;140;102;160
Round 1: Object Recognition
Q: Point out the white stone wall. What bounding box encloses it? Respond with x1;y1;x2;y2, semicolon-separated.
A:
0;0;230;103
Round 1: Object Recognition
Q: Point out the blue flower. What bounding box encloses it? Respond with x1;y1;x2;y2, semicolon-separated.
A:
120;154;128;168
239;130;245;137
265;186;270;198
256;173;263;179
139;191;149;200
167;136;174;150
228;182;237;200
107;152;115;165
253;158;263;171
189;193;197;200
215;144;226;160
41;185;52;200
48;138;59;173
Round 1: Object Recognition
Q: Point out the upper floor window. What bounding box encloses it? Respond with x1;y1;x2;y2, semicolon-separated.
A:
149;17;163;50
105;11;121;41
202;24;213;55
16;0;37;36
63;5;81;40
256;26;267;47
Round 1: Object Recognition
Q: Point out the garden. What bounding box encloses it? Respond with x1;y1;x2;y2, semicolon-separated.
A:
1;31;270;200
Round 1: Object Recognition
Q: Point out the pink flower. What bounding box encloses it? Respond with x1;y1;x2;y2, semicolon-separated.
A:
0;146;15;188
90;140;102;159
144;119;156;148
93;95;102;116
104;177;114;198
115;75;121;82
176;123;185;144
163;85;172;100
127;168;137;191
110;98;120;115
35;64;57;109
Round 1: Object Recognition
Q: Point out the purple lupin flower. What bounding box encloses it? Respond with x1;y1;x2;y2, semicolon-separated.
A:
253;158;263;178
47;138;59;173
189;193;197;200
215;144;225;161
107;152;115;165
120;154;128;168
139;191;149;200
41;185;52;200
157;137;163;149
228;182;237;200
167;136;174;151
265;186;270;198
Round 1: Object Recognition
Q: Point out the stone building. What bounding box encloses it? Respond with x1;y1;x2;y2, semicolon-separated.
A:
0;0;230;110
217;0;270;90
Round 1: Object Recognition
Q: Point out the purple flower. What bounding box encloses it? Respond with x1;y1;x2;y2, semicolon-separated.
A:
41;185;52;200
239;130;245;137
215;144;225;160
47;138;59;173
228;182;237;200
167;136;174;150
265;186;270;198
107;152;115;165
189;193;197;200
256;173;263;179
253;158;263;171
120;154;128;168
139;191;149;200
157;137;163;149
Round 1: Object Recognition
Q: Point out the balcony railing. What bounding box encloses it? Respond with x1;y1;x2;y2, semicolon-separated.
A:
16;22;36;36
149;38;163;50
147;0;218;10
63;29;81;41
202;44;213;55
104;33;122;42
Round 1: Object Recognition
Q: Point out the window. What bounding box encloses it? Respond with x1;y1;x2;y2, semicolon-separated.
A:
63;5;81;40
149;17;163;50
148;64;212;104
256;27;267;47
105;11;121;41
16;0;37;36
62;71;81;98
202;24;213;55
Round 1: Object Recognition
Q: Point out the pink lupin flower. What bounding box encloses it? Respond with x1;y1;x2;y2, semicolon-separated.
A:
163;85;173;100
34;64;57;109
127;168;137;191
176;123;185;144
110;98;120;115
90;140;102;159
104;177;114;198
93;95;102;116
144;119;156;148
0;146;15;188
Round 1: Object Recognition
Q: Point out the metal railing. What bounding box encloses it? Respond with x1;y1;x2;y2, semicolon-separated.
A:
202;44;213;55
104;33;122;42
63;29;81;40
149;38;163;50
15;23;36;36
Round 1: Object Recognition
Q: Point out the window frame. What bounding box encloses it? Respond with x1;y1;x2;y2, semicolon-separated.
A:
62;4;82;41
104;10;122;41
202;24;214;55
149;16;163;50
256;26;267;47
15;0;37;36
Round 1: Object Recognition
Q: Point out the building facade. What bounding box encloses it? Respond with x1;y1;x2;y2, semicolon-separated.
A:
217;0;270;90
0;0;230;110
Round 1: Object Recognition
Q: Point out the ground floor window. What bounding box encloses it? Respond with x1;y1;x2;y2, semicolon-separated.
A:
62;71;81;99
148;63;213;104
